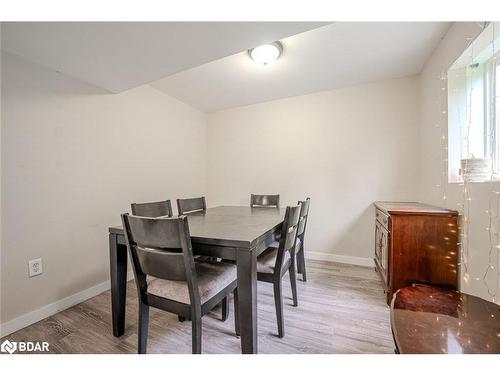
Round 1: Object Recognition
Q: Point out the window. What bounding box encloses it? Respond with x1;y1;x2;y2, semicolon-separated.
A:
448;22;500;182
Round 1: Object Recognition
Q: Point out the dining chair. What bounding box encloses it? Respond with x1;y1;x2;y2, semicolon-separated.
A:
251;194;281;244
177;196;207;215
256;204;301;338
250;194;280;208
177;196;221;265
131;199;207;321
121;214;238;354
295;198;310;282
131;200;173;217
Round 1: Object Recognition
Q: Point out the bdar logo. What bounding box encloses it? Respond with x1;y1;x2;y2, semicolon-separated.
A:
1;339;17;354
0;339;49;353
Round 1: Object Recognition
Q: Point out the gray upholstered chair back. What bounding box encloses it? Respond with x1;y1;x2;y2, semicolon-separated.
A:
121;214;199;302
274;204;301;273
250;194;280;208
296;198;310;237
131;200;173;218
177;197;207;215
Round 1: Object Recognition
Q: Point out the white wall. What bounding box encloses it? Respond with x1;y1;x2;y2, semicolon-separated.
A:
419;22;500;303
207;76;421;261
0;52;207;327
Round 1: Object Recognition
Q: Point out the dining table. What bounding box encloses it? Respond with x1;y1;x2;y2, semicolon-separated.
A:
108;205;286;354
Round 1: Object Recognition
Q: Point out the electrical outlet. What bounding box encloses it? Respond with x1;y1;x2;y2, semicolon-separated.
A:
28;258;43;277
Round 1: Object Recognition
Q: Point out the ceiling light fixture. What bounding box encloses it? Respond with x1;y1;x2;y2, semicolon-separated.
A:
248;42;283;65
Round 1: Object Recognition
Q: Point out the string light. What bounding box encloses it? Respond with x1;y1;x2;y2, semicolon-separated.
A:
442;23;499;303
437;72;449;206
483;187;499;298
461;23;500;302
482;22;500;300
459;31;476;283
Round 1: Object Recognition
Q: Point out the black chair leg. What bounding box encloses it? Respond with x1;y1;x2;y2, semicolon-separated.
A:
138;301;149;354
221;296;229;321
289;265;298;307
233;288;240;337
298;248;307;282
273;279;284;338
296;253;303;275
191;314;202;354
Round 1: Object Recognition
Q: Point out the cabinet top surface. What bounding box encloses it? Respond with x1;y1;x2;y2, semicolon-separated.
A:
374;201;458;215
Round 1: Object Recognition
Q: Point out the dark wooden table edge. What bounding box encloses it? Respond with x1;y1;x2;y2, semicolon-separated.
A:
108;222;282;249
389;288;402;354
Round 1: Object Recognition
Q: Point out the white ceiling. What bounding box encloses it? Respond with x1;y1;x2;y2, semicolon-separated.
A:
152;22;451;112
2;22;451;113
1;22;326;93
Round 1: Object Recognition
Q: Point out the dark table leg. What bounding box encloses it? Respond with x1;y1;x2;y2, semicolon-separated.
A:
109;233;128;337
236;247;258;354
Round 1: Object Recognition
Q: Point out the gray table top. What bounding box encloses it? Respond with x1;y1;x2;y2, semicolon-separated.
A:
109;205;286;248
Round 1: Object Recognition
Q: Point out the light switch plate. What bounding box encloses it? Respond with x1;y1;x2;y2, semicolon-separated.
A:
28;258;43;277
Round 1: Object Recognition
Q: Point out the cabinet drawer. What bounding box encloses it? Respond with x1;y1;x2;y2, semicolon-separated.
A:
376;209;390;229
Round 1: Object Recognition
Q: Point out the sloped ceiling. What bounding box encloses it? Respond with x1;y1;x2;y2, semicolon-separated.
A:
1;22;327;93
1;22;451;112
151;22;451;112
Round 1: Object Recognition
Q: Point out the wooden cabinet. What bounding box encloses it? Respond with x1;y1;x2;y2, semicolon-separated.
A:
374;201;459;304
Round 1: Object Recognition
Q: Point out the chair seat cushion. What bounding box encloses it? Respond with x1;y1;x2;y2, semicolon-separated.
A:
269;237;301;250
257;247;291;274
147;261;236;304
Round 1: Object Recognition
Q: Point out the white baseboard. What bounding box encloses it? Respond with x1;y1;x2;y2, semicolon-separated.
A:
0;271;134;338
306;251;374;267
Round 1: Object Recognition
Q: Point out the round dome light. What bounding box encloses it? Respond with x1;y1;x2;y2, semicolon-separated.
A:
249;42;283;65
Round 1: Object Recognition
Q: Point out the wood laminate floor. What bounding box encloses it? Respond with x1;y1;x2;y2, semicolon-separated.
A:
3;260;395;354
